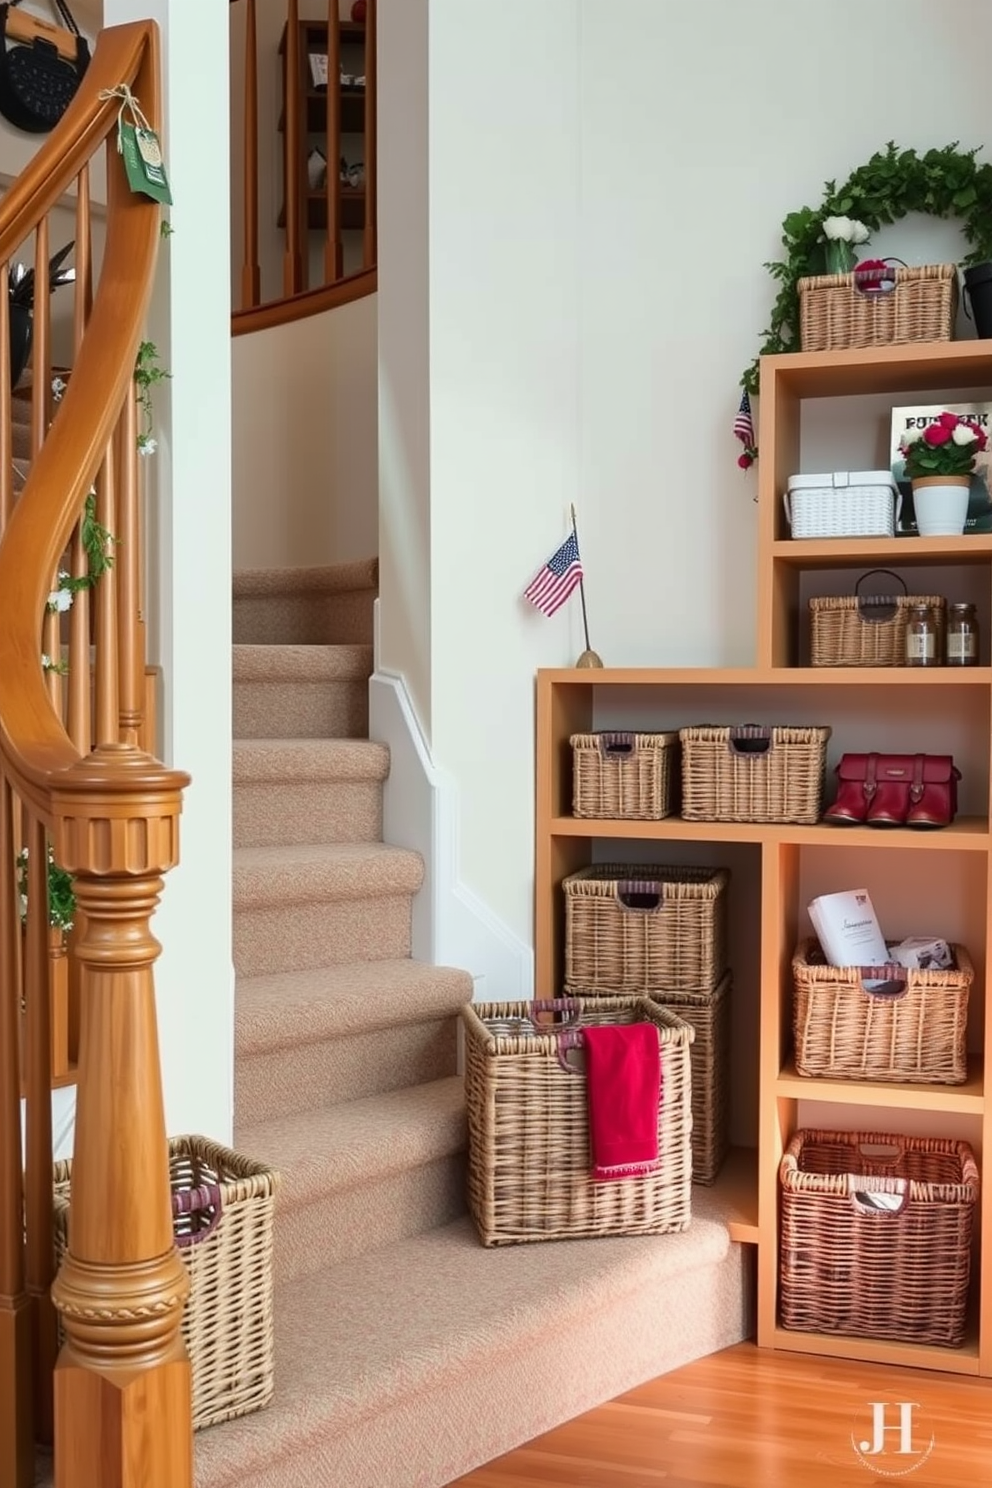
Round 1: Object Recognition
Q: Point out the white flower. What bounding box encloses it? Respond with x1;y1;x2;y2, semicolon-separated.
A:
137;435;157;456
952;423;979;446
849;220;871;245
41;653;52;670
51;376;67;402
822;216;853;242
900;428;924;450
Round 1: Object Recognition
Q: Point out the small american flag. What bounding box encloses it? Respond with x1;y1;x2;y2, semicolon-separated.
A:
733;389;757;468
524;531;583;616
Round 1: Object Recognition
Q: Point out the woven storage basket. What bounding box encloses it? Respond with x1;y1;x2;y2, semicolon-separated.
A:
462;996;693;1245
54;1136;279;1431
571;731;678;820
679;725;831;825
563;863;729;995
573;978;731;1185
798;262;958;352
779;1128;978;1346
792;938;972;1084
810;590;945;667
785;471;899;539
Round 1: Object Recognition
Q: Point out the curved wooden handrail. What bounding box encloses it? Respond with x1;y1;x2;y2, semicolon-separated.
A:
231;264;377;336
0;22;162;817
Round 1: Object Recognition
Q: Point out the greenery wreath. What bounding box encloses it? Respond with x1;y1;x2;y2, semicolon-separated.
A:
741;142;992;398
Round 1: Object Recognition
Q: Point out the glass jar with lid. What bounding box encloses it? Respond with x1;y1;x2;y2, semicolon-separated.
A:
946;602;980;667
905;603;940;667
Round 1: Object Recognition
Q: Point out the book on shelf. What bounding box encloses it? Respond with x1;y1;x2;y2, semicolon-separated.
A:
890;401;992;534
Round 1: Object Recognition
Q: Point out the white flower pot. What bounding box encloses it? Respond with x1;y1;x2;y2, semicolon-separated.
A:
911;476;971;537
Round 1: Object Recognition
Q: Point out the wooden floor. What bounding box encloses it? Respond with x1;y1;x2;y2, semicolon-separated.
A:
450;1343;992;1487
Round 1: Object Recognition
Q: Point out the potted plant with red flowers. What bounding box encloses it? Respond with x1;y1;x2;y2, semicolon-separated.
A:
899;411;988;536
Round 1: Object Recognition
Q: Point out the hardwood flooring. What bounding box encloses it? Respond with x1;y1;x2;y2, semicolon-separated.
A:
450;1343;992;1487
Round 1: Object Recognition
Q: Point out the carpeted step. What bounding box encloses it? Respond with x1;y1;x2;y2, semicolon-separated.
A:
235;959;472;1126
233;559;378;647
236;1077;467;1283
234;842;423;978
233;738;390;847
233;644;373;740
192;1211;749;1488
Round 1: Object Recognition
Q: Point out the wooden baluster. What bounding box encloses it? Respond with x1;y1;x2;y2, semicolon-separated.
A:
51;751;193;1488
73;165;93;345
67;523;91;755
242;0;261;309
283;0;304;296
91;452;120;747
0;263;11;532
23;810;56;1446
363;0;377;270
31;218;50;460
0;777;34;1488
44;583;63;716
324;0;341;284
115;393;142;747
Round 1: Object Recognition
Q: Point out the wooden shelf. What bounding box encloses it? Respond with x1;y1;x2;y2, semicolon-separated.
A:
702;1146;758;1245
773;534;992;567
764;340;992;399
549;815;990;849
776;1057;985;1114
539;664;992;688
770;1324;981;1374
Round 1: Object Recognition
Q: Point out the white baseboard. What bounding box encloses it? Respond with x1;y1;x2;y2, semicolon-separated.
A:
368;662;533;1002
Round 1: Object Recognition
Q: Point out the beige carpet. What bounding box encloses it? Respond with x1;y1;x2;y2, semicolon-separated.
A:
35;557;752;1488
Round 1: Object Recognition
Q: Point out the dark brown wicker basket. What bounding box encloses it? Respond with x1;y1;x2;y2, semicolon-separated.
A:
792;939;972;1084
563;863;729;995
570;731;678;820
798;262;957;352
680;725;830;825
461;996;693;1246
779;1129;978;1346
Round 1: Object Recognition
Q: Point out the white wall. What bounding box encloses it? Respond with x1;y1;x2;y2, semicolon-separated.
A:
104;0;234;1143
231;292;378;569
379;0;992;958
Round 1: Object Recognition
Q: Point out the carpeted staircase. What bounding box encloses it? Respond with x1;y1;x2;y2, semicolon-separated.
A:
184;558;753;1488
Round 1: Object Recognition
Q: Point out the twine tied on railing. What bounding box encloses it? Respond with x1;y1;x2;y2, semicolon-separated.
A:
98;83;172;204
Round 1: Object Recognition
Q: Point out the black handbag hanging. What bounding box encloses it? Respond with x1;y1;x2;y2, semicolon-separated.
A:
0;0;90;134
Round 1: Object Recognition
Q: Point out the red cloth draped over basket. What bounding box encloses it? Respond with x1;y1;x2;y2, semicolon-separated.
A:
583;1022;662;1181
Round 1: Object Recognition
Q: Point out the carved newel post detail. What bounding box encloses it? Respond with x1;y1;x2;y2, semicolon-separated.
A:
48;744;193;1488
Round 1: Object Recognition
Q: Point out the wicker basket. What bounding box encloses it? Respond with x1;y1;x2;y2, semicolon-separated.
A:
53;1136;279;1431
679;725;831;825
792;939;972;1084
810;590;946;667
563;863;729;995
779;1128;978;1346
571;731;678;820
462;996;693;1245
798;262;958;353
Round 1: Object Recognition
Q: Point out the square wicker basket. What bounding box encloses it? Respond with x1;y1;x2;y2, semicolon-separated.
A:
679;725;831;825
798;262;958;352
570;731;678;820
810;592;945;667
461;996;693;1246
54;1136;279;1432
563;863;729;995
792;939;972;1084
779;1128;978;1346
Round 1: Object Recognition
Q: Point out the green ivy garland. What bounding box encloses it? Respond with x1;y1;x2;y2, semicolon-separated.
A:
742;142;992;397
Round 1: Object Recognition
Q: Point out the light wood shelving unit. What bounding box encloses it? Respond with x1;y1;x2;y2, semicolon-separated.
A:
535;339;992;1375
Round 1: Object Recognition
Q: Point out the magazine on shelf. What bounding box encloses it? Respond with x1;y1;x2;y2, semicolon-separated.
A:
808;889;889;972
890;401;992;533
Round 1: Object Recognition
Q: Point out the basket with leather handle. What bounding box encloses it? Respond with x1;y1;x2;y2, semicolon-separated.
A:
0;0;89;134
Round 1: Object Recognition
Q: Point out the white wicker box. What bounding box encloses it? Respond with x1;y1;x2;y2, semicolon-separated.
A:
785;471;900;539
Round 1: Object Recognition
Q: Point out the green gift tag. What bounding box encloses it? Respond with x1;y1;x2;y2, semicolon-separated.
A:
120;121;173;205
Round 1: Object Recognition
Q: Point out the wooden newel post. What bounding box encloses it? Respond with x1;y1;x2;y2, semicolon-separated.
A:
48;744;193;1488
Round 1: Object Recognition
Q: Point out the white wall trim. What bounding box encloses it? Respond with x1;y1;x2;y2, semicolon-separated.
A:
369;614;532;1002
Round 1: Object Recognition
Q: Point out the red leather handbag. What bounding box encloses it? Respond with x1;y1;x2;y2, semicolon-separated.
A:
824;752;960;829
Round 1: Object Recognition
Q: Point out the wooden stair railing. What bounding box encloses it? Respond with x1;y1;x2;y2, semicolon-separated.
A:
230;0;378;329
0;21;193;1488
